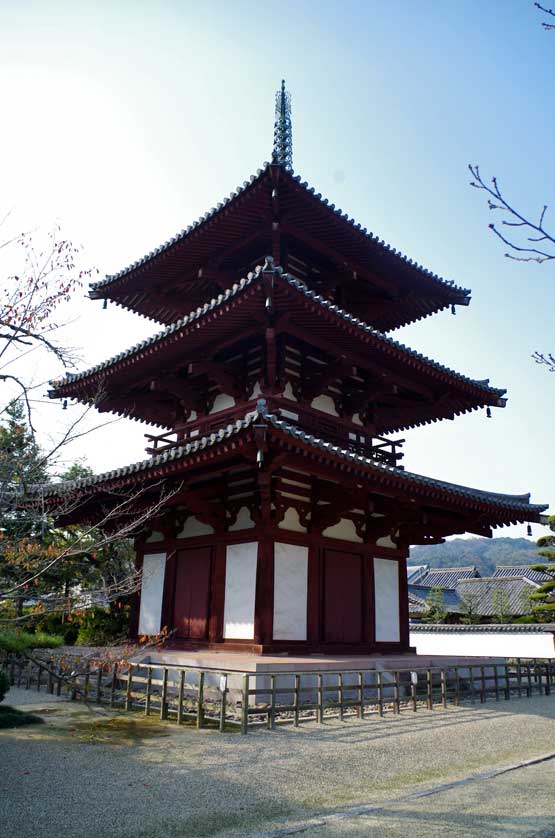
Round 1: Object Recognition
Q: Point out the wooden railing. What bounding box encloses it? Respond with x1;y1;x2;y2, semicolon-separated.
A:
3;653;554;735
144;400;405;468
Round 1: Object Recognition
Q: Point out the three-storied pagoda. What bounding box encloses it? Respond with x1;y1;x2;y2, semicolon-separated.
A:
46;83;546;655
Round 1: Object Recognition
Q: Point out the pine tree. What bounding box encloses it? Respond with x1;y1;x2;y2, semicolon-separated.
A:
529;516;555;620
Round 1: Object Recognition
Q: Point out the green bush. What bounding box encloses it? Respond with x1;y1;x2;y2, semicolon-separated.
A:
75;605;130;646
0;670;9;703
0;630;64;654
32;613;79;644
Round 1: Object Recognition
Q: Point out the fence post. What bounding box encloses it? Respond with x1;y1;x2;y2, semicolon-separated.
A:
454;667;460;707
196;671;205;729
241;674;249;735
317;673;324;724
393;671;400;714
440;670;447;709
294;673;301;727
160;668;168;720
338;673;344;721
17;659;23;689
358;672;364;719
219;675;227;734
267;674;276;730
526;663;532;698
504;663;511;701
426;669;433;710
545;662;551;696
177;670;185;725
125;666;133;711
47;659;54;695
145;667;152;716
56;663;63;697
96;664;103;705
36;663;42;693
479;665;485;703
517;660;522;697
377;671;384;716
493;665;499;702
110;663;118;708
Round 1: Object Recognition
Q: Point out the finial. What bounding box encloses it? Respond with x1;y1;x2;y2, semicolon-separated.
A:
272;80;293;170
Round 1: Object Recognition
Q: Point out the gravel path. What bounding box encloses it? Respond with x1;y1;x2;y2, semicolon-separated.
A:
1;688;555;837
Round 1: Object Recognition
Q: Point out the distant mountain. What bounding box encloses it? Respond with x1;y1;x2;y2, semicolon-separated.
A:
409;537;540;578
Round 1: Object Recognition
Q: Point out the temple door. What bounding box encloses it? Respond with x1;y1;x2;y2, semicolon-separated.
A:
173;547;212;640
323;549;363;643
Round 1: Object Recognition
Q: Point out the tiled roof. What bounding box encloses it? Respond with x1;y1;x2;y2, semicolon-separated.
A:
407;564;429;584
89;165;470;305
50;263;506;404
32;401;548;525
408;584;462;612
455;576;539;618
417;567;481;588
493;565;553;584
410;622;555;633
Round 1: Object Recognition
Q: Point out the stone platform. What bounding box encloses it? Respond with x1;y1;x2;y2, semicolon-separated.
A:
132;648;503;673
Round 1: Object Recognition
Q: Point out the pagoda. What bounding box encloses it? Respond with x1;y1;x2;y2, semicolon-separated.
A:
45;82;546;655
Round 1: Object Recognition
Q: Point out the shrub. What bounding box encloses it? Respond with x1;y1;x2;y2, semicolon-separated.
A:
0;630;64;654
75;605;130;646
32;613;79;644
0;670;9;703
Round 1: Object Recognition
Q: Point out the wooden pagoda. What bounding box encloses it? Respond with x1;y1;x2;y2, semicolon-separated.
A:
45;82;547;655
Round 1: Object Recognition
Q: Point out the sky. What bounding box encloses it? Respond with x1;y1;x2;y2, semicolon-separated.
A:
1;0;554;540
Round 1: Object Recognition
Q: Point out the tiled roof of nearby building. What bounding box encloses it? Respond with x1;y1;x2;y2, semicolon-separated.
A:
493;565;552;584
31;402;548;527
455;576;539;618
417;566;481;588
407;564;429;584
408;584;462;612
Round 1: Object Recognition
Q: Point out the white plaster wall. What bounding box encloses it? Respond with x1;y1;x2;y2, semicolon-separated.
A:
282;381;298;401
209;393;236;414
310;394;339;416
278;507;307;533
177;516;214;538
229;506;256;531
374;558;400;642
322;518;363;543
138;552;166;635
146;531;164;543
273;543;308;641
410;630;555;658
223;542;258;639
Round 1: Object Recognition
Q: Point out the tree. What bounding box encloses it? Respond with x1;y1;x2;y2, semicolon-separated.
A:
421;587;448;624
491;587;512;623
528;515;555;618
469;5;555;371
459;591;481;624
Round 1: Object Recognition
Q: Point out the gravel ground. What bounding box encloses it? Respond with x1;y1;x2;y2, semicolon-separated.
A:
1;688;555;837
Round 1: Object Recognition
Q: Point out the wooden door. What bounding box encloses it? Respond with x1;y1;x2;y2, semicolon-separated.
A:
323;549;363;643
173;547;212;640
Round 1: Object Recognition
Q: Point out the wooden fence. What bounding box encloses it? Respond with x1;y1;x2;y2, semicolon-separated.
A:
2;653;554;734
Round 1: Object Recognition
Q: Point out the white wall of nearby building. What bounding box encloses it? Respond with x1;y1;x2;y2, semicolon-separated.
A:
410;627;555;658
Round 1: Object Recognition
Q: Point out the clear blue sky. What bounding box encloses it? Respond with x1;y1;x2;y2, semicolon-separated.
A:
1;1;553;538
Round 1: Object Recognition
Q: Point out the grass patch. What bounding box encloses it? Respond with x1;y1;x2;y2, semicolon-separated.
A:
69;715;173;746
0;705;45;729
0;629;64;654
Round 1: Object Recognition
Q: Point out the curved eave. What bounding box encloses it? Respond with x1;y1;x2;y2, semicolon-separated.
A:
89;164;470;329
33;405;547;528
50;266;505;435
